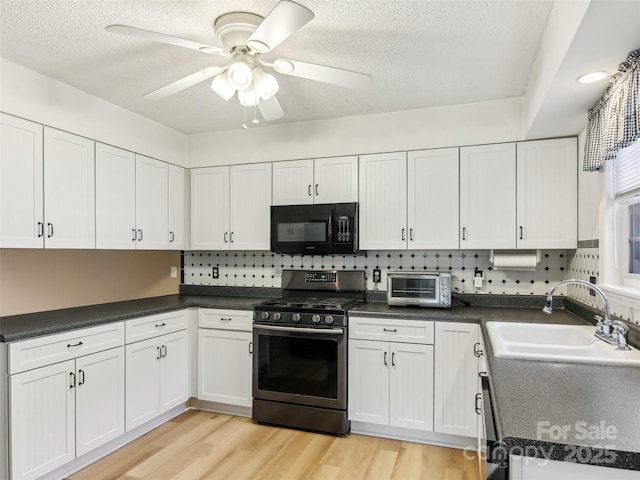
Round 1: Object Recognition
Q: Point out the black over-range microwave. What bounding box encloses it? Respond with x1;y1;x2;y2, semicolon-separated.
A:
270;203;358;255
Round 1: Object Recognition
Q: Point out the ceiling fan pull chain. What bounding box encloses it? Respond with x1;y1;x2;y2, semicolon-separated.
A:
242;104;248;130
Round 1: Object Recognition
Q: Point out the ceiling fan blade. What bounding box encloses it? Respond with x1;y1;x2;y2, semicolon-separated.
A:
272;59;372;89
106;25;227;56
247;1;314;53
258;96;285;121
144;67;224;100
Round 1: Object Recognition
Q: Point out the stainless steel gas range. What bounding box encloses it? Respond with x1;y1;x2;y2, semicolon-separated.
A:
252;269;365;436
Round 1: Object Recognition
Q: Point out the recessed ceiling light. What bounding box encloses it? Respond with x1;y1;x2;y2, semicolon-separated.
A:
576;71;609;84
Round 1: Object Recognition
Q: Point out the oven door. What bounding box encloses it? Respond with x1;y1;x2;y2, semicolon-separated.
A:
253;324;347;410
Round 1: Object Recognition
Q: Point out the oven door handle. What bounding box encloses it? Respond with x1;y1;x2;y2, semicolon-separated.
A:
254;324;344;335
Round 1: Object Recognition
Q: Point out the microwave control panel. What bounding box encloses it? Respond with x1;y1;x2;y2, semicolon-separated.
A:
336;214;352;243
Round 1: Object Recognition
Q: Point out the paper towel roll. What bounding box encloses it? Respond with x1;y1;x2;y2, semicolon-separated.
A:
491;253;538;270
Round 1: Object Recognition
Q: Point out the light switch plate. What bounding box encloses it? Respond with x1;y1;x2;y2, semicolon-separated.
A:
170;266;177;278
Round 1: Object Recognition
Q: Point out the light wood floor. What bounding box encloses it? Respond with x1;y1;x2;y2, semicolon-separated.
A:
68;410;483;480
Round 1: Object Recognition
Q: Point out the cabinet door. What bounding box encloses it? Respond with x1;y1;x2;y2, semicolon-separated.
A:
460;143;516;249
125;337;161;431
95;143;136;249
75;347;125;456
159;330;190;413
191;166;229;250
359;152;407;250
517;138;577;249
314;156;358;204
197;329;252;407
0;113;44;248
408;149;459;249
272;159;314;205
348;339;389;425
9;360;76;480
229;163;272;250
135;155;168;250
168;164;186;250
43;127;95;249
434;322;479;437
389;342;434;431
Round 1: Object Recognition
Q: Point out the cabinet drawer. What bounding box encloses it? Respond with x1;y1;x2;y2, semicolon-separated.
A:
349;317;434;344
199;309;252;331
8;322;125;374
125;310;188;344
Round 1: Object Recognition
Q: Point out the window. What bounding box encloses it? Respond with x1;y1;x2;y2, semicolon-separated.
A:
629;201;640;275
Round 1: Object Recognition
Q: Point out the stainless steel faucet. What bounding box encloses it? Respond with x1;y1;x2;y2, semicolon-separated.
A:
543;279;631;351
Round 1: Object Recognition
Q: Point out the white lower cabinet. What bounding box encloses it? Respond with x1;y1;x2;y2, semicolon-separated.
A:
197;309;253;407
9;346;125;480
125;329;189;431
348;317;434;432
433;321;480;437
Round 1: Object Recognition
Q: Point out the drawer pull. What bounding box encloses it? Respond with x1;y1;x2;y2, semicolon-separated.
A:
69;372;76;389
156;346;162;360
391;352;396;366
67;341;84;349
161;345;167;358
383;351;388;366
249;341;253;354
220;318;232;322
78;369;85;386
383;328;397;333
155;322;167;328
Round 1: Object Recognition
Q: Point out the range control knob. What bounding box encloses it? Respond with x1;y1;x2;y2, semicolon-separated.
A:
273;312;282;321
312;314;321;323
324;315;334;325
292;313;301;322
260;311;270;320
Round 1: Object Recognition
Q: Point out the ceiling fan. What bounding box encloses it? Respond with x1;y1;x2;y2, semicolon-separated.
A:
106;0;372;127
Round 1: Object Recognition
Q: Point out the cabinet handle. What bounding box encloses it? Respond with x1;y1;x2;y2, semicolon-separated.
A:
156;346;162;360
69;372;76;389
391;352;396;366
132;228;136;242
78;369;85;386
155;322;167;328
383;351;388;366
169;231;175;243
383;328;397;333
37;222;44;238
138;229;143;242
249;341;253;354
519;226;524;240
475;393;482;415
474;342;484;357
161;345;167;358
401;228;405;241
315;184;319;196
308;184;312;196
67;341;84;349
230;232;234;243
409;228;413;241
224;232;228;243
47;222;54;238
220;317;232;322
462;227;466;241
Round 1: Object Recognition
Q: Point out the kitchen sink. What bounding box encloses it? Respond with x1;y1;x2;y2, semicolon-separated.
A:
486;322;640;366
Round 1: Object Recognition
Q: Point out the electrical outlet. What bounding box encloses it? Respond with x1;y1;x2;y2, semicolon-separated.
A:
212;267;219;279
589;276;596;296
170;266;177;278
373;267;381;283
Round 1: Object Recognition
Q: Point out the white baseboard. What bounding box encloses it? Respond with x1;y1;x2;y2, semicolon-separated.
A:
350;421;477;450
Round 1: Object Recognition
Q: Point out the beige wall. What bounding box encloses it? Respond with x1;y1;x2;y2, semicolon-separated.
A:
0;249;180;316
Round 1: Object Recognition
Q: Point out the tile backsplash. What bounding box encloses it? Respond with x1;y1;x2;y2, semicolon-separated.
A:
183;250;569;295
567;247;600;308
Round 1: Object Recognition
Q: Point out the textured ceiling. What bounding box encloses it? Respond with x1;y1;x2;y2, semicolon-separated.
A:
0;0;554;134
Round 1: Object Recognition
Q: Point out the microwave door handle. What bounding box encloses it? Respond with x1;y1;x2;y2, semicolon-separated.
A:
328;213;333;239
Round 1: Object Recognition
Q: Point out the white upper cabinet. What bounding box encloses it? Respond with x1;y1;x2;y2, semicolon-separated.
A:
229;163;272;250
460;143;516;249
272;159;314;205
359;152;407;250
191;167;230;250
95;143;136;249
516;138;577;249
191;163;271;251
272;156;358;205
44;127;96;249
0;114;44;248
135;155;169;250
167;164;186;250
407;148;459;249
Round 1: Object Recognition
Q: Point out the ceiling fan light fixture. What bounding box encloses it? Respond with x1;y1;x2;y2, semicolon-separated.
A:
273;59;295;74
253;68;279;99
210;73;235;100
238;86;259;107
227;60;253;90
